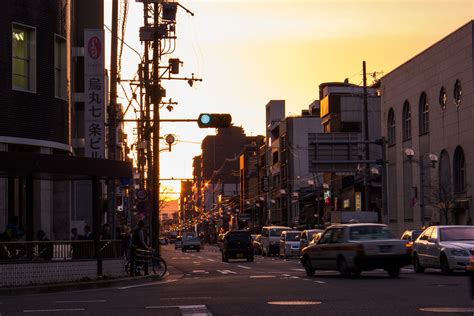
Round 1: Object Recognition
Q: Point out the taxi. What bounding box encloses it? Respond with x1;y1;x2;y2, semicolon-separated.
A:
300;223;412;278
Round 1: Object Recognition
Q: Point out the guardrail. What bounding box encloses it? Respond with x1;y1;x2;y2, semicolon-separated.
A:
0;240;124;263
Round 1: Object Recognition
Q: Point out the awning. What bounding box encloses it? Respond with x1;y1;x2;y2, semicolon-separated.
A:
0;151;132;180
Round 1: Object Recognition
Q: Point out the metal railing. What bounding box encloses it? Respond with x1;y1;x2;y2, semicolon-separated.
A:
0;240;124;263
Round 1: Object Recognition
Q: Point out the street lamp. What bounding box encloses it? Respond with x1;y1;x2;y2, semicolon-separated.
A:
405;148;438;227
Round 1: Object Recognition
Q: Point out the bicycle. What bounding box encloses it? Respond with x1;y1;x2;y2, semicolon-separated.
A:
125;248;167;278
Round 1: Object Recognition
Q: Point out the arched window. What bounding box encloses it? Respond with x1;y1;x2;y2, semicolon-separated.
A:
439;86;447;111
402;101;411;141
388;108;396;145
454;80;462;107
453;146;465;193
419;92;429;134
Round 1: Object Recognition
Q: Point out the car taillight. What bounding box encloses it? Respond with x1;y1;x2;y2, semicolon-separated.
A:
405;242;413;255
356;244;365;256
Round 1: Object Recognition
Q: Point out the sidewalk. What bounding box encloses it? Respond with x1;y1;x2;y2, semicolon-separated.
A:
0;272;167;296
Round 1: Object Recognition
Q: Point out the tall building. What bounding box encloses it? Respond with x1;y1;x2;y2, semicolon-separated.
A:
380;21;473;236
265;100;323;227
315;82;381;222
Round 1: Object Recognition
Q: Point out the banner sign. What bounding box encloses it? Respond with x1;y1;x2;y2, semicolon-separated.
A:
84;29;105;158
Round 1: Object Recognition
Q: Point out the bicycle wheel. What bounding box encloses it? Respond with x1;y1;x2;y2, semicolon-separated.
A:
151;256;167;277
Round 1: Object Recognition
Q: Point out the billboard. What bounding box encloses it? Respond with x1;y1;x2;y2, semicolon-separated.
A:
84;29;105;158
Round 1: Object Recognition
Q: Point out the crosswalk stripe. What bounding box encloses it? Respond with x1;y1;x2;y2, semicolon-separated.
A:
237;265;251;270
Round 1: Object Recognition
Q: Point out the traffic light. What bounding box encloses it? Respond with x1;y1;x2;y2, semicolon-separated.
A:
197;113;232;128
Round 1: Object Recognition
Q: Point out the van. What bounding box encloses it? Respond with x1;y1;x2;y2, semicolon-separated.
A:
221;230;254;262
260;225;291;256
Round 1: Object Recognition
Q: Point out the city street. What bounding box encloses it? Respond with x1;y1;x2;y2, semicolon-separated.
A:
0;245;472;315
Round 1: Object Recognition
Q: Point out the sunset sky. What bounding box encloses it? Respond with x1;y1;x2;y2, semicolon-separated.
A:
105;0;473;195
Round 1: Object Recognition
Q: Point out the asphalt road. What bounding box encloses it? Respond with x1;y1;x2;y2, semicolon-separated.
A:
0;244;472;315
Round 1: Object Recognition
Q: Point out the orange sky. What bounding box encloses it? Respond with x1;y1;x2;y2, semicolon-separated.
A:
105;0;473;195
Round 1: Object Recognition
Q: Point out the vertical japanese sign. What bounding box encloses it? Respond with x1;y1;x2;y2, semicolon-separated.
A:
84;29;105;158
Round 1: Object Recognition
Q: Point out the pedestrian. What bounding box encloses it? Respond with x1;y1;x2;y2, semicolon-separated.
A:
71;228;79;240
101;223;112;240
131;220;149;275
80;225;93;240
36;230;52;259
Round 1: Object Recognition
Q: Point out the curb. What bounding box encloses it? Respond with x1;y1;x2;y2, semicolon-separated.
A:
0;273;166;296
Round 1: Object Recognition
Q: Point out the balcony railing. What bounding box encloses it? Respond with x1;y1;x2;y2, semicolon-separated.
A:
0;240;124;263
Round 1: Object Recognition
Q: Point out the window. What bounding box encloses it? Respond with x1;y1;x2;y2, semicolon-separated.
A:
402;101;411;141
388;108;396;145
318;229;333;244
453;80;462;107
12;23;36;92
453;146;465;193
419;92;429;134
439;86;447;111
418;227;433;241
55;35;67;99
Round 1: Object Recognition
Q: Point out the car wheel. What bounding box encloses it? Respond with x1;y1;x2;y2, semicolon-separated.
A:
387;266;400;278
352;269;361;277
413;253;425;273
440;253;453;275
337;256;351;277
303;257;315;277
182;248;186;252
196;248;200;252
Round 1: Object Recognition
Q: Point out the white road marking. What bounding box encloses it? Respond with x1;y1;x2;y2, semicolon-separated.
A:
249;275;276;278
290;276;300;279
207;258;215;262
315;280;326;284
24;309;85;313
282;274;291;277
217;269;237;274
192;270;209;274
197;256;204;259
117;279;178;290
160;297;212;301
292;268;305;272
146;304;213;315
55;300;106;303
237;265;251;270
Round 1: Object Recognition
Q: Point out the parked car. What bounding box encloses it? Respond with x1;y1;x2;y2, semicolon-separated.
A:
261;225;292;257
221;230;254;262
300;223;412;278
279;230;301;258
253;234;262;255
181;232;201;252
174;235;182;250
400;229;423;248
412;225;474;274
309;232;323;246
300;229;324;252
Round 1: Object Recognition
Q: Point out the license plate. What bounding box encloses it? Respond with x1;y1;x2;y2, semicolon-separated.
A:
379;245;392;253
236;253;244;258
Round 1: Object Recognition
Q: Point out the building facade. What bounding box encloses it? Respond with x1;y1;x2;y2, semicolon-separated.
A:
380;21;473;236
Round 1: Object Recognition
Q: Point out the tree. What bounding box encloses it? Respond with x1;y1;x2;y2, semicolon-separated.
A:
429;179;455;225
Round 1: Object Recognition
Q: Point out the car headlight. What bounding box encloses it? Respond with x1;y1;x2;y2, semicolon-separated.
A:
450;249;469;257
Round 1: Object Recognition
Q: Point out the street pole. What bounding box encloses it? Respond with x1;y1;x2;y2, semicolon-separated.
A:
152;2;161;254
107;0;118;236
420;159;425;228
380;137;389;224
362;61;370;212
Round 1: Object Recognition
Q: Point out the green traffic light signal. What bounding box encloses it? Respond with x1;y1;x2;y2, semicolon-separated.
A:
197;113;232;128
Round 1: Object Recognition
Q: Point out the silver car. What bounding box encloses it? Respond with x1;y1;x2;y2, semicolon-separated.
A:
279;230;301;258
413;225;474;274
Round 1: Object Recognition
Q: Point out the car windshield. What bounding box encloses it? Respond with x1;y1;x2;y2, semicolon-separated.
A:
285;232;300;241
440;227;474;241
349;226;394;240
269;228;290;237
183;233;196;240
228;233;251;246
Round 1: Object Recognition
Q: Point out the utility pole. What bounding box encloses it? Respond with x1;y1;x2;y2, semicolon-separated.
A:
362;61;370;212
107;0;119;235
152;2;161;254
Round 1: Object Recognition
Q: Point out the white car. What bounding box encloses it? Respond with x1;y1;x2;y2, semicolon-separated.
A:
279;230;301;258
300;223;412;277
260;225;291;256
413;225;474;274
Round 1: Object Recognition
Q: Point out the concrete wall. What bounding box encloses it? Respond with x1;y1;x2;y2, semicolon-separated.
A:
381;21;474;236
